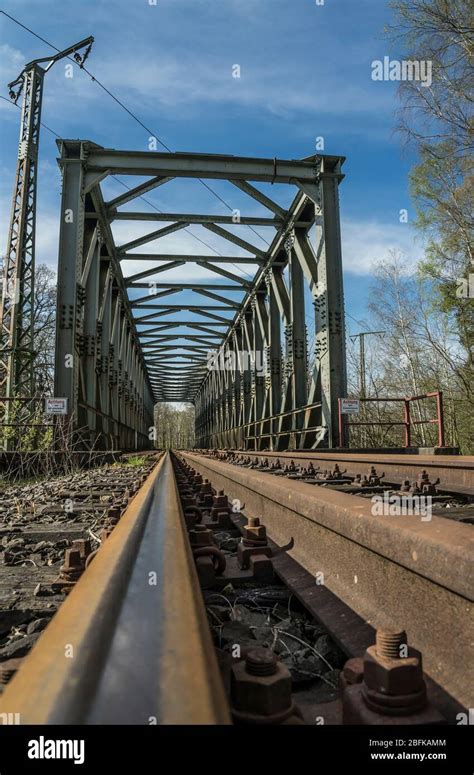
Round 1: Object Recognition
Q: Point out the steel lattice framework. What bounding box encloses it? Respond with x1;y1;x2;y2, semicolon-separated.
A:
0;37;93;450
0;65;43;400
53;140;347;450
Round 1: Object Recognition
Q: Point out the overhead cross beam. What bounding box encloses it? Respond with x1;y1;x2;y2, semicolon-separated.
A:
85;148;325;182
107;211;281;227
120;254;262;264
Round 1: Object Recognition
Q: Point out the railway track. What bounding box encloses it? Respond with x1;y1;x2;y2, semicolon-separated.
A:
0;448;472;727
178;451;473;715
0;455;159;692
205;449;474;496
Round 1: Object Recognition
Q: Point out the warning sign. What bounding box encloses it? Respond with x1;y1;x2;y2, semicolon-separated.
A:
45;398;68;415
340;398;360;414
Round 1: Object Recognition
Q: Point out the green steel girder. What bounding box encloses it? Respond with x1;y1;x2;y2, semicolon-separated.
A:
53;140;347;449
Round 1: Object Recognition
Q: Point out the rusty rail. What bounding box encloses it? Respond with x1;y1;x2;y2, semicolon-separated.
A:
205;450;474;491
0;452;230;724
180;451;474;712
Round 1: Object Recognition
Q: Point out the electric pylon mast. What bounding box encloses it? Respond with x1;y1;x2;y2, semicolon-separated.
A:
0;36;94;411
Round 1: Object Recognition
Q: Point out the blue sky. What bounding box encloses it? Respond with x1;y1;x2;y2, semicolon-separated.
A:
0;0;424;338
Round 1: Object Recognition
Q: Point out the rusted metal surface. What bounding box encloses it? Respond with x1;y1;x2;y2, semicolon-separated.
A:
180;451;474;713
208;450;474;491
342;630;445;726
173;454;347;723
0;452;230;724
0;458;157;678
228;511;466;722
230;648;303;724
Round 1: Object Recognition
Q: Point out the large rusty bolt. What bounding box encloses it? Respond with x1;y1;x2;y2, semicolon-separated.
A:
210;490;232;524
213;490;229;510
231;648;294;722
72;539;92;562
198;479;214;508
199;479;213;495
376;630;408;659
244;516;267;542
192;474;203;491
59;548;84;582
363;629;426;708
189;525;215;547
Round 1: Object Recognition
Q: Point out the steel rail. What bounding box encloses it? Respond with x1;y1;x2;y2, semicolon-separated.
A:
180;451;474;711
212;450;474;490
0;452;230;724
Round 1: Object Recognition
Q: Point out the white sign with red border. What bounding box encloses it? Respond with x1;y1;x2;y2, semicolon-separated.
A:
340;398;360;414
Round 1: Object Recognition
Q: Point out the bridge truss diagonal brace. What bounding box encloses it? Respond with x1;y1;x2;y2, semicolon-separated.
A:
54;140;155;451
194;157;347;450
52;141;346;451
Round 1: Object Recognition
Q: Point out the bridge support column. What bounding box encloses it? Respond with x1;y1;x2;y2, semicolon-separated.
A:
54;140;154;451
316;157;347;447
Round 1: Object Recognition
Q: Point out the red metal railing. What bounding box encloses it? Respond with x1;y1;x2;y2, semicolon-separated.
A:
338;391;445;449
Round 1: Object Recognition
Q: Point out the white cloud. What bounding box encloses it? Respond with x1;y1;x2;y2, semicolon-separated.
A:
26;46;393;127
90;54;393;119
341;219;425;276
0;44;27;120
0;44;25;85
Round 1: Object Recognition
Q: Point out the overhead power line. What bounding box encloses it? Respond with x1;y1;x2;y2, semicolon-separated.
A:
0;68;254;279
0;9;270;253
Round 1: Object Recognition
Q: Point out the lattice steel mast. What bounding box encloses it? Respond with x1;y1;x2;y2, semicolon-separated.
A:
0;36;93;405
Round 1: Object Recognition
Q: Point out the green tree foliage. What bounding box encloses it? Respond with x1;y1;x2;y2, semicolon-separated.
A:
0;262;56;451
383;0;474;448
154;403;195;449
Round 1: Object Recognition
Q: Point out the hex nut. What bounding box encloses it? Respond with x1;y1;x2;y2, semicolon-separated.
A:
364;645;425;696
245;524;267;540
231;660;292;716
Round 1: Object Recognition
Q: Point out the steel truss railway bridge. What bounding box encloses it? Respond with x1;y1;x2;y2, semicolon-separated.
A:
2;141;347;451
